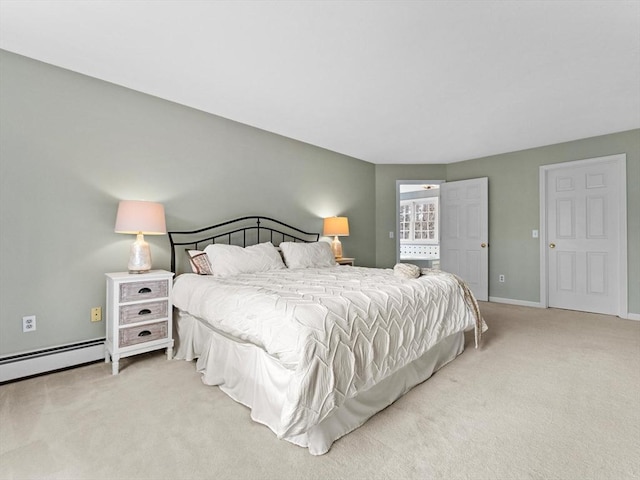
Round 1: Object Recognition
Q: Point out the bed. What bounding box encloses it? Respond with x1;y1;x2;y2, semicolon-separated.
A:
168;216;485;455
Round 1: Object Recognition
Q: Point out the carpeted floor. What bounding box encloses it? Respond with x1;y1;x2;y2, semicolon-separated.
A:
1;302;639;480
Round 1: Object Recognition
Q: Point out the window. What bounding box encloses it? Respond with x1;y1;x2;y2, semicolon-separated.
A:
399;197;438;243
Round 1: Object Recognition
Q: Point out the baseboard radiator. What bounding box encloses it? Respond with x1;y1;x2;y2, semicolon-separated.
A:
0;338;105;383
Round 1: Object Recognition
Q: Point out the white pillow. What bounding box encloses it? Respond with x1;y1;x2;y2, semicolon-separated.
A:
204;242;286;277
279;242;336;269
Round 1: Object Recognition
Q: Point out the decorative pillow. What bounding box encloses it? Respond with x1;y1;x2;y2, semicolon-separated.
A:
393;263;421;279
204;242;286;277
279;241;336;269
187;250;213;275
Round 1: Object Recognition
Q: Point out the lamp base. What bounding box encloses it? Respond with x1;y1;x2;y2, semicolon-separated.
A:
331;236;343;259
128;233;152;273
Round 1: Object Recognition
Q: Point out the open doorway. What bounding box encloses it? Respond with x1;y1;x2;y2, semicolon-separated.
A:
396;180;443;269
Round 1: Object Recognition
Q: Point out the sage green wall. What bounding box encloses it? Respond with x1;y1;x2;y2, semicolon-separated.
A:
2;49;637;358
0;50;375;356
445;129;639;312
375;130;640;314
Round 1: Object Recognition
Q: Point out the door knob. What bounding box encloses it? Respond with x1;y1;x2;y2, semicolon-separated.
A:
481;243;487;248
549;243;556;249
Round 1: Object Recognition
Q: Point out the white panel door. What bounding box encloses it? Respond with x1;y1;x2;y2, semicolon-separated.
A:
440;177;489;301
544;157;624;315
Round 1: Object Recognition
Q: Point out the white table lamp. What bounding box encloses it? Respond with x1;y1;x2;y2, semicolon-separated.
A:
115;200;167;273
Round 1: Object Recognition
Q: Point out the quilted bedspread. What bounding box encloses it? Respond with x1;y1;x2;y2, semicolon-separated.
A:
172;266;478;437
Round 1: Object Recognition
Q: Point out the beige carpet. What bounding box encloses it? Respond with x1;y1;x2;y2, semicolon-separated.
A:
1;302;639;480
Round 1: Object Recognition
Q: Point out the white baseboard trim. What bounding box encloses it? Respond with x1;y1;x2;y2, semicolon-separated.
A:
489;297;545;308
0;338;105;383
488;298;640;320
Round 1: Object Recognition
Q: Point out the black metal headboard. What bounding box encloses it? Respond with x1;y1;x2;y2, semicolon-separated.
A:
168;216;320;273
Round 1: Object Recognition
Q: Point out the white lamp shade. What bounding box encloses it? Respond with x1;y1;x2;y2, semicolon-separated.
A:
115;200;166;235
323;217;349;237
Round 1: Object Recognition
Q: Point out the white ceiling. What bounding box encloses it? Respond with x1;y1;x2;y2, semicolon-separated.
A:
1;1;638;164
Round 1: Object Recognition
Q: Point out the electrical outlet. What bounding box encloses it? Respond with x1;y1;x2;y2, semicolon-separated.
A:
91;307;102;322
22;315;36;332
389;231;394;239
499;274;505;283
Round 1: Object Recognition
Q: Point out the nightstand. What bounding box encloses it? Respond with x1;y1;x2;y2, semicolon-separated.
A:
336;257;355;266
105;270;174;375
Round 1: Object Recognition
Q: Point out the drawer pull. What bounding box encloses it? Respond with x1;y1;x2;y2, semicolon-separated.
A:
138;309;152;316
138;330;152;337
138;287;152;294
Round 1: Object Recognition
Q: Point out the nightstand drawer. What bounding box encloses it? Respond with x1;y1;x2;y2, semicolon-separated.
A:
119;321;168;347
119;280;168;303
119;300;168;325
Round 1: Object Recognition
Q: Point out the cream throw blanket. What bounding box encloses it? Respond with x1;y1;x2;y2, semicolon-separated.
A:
393;263;488;348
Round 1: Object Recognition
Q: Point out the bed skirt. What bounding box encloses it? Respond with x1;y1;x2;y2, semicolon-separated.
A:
174;310;466;455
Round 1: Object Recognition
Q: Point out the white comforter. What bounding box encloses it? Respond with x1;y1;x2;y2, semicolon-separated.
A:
172;266;477;437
